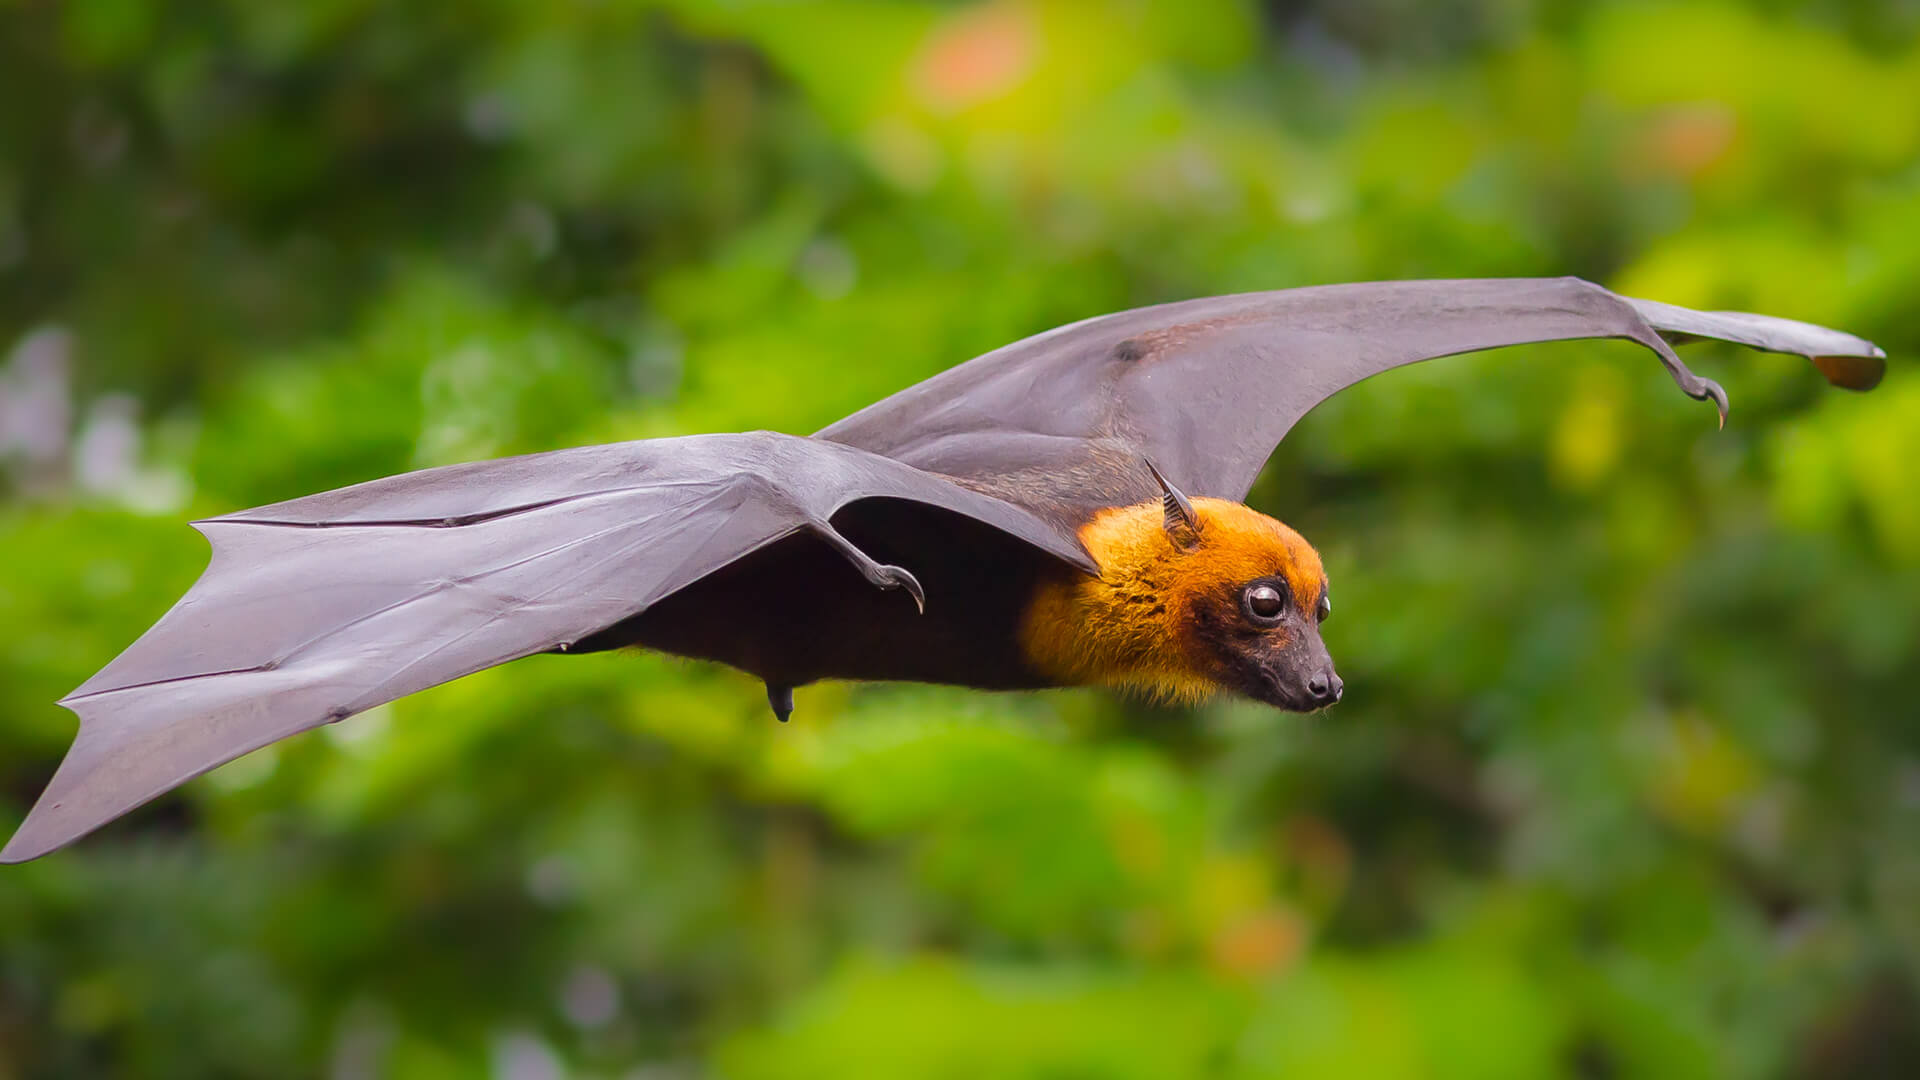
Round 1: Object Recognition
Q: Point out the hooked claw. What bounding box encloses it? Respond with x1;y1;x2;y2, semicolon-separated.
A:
870;563;926;614
1644;330;1731;429
1696;377;1730;429
811;521;927;614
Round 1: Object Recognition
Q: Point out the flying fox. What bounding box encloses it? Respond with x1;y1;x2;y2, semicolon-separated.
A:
1;278;1888;862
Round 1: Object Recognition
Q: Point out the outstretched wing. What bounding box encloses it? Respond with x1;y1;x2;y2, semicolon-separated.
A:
2;432;1089;863
819;278;1885;514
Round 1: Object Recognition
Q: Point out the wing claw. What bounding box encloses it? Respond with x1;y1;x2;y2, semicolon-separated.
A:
1644;331;1732;428
1701;377;1730;429
886;565;927;614
810;522;927;613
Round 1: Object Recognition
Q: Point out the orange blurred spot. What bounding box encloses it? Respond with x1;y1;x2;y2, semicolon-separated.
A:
1642;103;1738;178
914;3;1036;111
1209;908;1306;980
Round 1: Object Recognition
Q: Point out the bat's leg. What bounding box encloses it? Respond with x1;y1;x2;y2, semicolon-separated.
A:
808;521;926;614
767;682;794;723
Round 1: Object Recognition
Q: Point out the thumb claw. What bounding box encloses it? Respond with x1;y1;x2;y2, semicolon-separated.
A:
809;521;925;613
1645;330;1730;430
857;562;926;612
1705;379;1729;429
882;565;926;614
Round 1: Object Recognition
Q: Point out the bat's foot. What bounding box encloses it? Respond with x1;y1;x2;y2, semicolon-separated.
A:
811;522;926;613
767;682;794;723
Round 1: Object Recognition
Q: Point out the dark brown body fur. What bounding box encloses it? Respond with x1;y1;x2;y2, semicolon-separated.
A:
575;498;1063;691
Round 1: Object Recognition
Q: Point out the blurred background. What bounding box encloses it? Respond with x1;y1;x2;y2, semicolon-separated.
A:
2;0;1917;1076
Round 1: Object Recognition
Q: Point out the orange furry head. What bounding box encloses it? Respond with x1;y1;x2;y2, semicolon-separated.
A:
1021;497;1341;710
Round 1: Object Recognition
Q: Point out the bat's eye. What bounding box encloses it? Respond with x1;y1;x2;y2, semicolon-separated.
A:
1242;582;1288;625
1317;590;1331;623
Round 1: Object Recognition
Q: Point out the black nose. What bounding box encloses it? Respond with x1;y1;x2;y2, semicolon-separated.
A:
1306;670;1343;705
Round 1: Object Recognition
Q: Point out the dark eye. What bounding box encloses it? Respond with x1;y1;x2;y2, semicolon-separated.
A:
1242;582;1287;625
1317;590;1331;623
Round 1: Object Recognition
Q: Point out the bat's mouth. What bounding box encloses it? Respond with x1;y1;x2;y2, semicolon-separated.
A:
1253;670;1317;713
1253;665;1343;713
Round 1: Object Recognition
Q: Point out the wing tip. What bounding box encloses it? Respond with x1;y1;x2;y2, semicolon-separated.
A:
1812;353;1887;392
1;818;66;864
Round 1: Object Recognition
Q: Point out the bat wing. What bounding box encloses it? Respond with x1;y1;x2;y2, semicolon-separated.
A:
3;432;1089;863
818;277;1886;512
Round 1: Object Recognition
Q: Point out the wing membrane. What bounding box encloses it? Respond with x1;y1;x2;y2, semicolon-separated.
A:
4;433;1087;862
821;277;1886;506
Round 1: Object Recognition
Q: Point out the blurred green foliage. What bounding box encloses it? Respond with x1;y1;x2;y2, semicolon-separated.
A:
2;0;1917;1076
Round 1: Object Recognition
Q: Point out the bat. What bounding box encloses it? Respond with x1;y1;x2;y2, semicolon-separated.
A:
2;278;1887;862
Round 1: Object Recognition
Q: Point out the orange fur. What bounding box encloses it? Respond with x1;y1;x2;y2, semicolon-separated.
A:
1020;498;1325;701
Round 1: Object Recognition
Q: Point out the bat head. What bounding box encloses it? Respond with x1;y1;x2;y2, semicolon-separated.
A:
1022;495;1340;712
1162;498;1339;712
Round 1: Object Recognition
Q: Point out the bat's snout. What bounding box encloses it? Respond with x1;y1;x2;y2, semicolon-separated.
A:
1249;639;1342;714
1305;667;1343;707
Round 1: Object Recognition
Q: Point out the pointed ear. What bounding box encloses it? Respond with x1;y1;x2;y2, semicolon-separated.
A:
1144;459;1201;550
